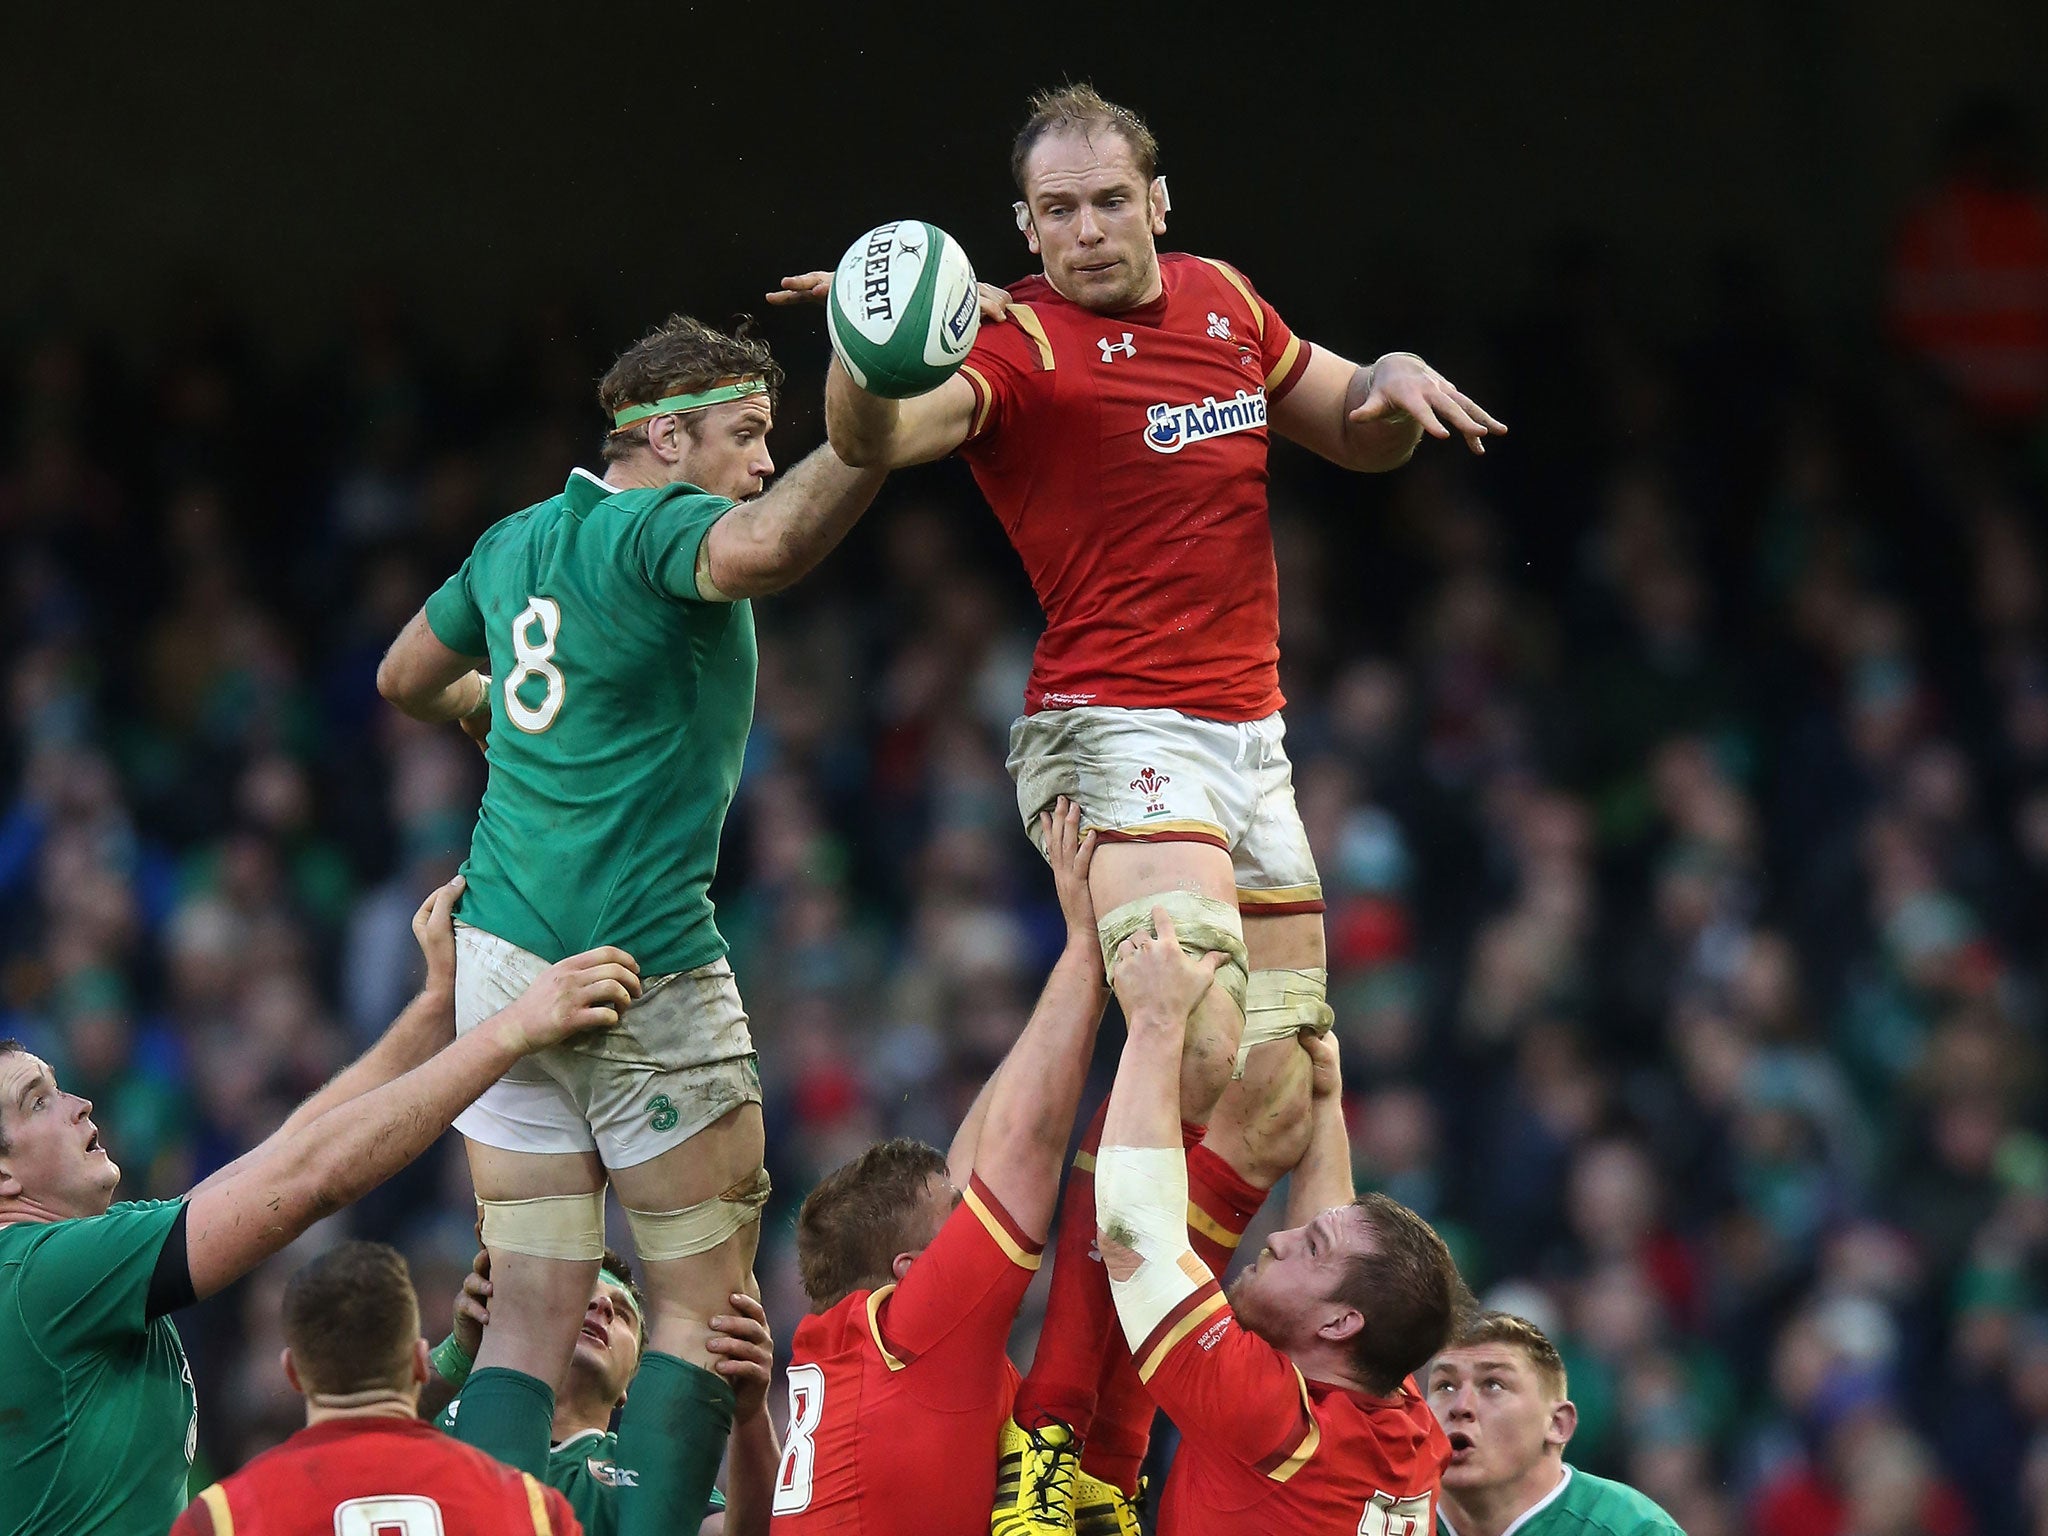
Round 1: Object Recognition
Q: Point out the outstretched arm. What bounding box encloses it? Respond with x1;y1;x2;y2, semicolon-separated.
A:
949;798;1107;1239
696;440;888;600
182;947;642;1299
702;1293;781;1536
189;878;467;1202
766;271;991;468
1282;1032;1355;1227
1269;345;1505;471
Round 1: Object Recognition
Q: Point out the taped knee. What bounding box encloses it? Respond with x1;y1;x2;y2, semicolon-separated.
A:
623;1166;772;1262
477;1191;607;1262
1097;891;1250;1017
1237;967;1334;1075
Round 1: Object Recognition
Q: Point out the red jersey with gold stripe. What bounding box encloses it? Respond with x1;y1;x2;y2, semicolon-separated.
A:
957;253;1314;723
171;1415;581;1535
1134;1282;1449;1536
773;1175;1041;1534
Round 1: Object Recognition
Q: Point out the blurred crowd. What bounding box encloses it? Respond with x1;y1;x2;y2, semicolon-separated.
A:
6;103;2048;1536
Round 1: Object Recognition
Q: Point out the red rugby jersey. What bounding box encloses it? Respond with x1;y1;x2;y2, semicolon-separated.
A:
172;1414;581;1535
772;1174;1041;1535
958;253;1314;722
1134;1278;1449;1535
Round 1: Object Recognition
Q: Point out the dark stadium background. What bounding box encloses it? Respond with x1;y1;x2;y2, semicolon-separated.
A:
6;8;2048;1532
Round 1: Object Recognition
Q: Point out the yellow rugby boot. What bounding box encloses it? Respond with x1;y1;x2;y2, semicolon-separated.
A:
991;1416;1081;1535
1073;1472;1145;1536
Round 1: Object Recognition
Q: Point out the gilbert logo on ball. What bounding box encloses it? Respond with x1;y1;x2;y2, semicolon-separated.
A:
828;220;980;399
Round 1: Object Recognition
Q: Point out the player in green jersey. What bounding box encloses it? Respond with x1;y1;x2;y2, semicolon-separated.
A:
0;878;639;1535
375;313;887;1531
430;1245;778;1536
1428;1312;1684;1536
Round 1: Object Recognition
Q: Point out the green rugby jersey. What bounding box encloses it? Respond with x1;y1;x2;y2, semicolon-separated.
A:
426;468;756;977
433;1408;726;1534
548;1426;725;1534
0;1201;197;1534
1439;1464;1683;1536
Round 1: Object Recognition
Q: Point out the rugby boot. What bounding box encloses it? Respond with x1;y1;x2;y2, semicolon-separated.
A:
1073;1472;1145;1536
991;1416;1081;1535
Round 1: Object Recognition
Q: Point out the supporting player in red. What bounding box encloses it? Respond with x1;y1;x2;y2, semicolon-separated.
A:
771;802;1107;1535
1094;915;1461;1535
173;1242;581;1536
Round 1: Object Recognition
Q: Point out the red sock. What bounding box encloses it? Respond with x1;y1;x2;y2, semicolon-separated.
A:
1012;1101;1115;1435
1185;1136;1266;1275
1078;1361;1153;1495
1074;1127;1269;1495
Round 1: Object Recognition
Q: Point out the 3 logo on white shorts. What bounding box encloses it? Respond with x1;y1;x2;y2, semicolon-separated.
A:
1143;388;1266;453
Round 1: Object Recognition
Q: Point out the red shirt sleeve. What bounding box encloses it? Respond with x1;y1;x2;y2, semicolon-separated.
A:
957;302;1056;446
1199;258;1312;403
1135;1286;1323;1482
867;1174;1043;1368
168;1501;213;1536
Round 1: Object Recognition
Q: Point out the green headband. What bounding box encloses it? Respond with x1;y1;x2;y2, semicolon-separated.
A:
599;1266;633;1297
611;377;768;432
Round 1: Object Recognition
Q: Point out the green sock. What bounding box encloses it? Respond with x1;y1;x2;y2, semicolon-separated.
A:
612;1352;736;1536
447;1365;555;1478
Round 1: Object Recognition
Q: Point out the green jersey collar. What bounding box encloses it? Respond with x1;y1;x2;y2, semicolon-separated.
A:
564;467;710;513
565;467;619;514
1439;1464;1572;1536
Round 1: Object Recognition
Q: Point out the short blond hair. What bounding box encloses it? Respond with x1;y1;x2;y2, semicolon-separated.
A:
1449;1311;1569;1400
1011;84;1160;194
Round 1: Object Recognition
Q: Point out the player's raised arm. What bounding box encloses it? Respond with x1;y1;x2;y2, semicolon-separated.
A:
767;269;996;468
1269;343;1507;471
182;945;642;1299
952;798;1108;1239
702;1291;780;1536
693;440;889;599
1282;1032;1355;1226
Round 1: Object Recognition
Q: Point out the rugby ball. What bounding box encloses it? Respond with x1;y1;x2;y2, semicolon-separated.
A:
827;220;981;399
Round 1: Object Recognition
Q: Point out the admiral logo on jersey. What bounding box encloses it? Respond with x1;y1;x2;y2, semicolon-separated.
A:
1144;389;1267;454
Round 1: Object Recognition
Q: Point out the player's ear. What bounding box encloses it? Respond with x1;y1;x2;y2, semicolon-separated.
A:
648;412;685;467
1150;177;1170;237
1014;201;1041;256
1547;1397;1578;1451
891;1249;918;1284
409;1337;431;1387
281;1347;304;1395
1317;1305;1365;1348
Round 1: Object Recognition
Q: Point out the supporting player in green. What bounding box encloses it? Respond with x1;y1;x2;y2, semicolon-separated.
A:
428;1246;780;1535
0;882;637;1533
378;313;884;1536
1429;1312;1684;1536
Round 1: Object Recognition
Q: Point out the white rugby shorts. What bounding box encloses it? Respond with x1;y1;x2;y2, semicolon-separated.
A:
1006;706;1324;915
452;922;761;1168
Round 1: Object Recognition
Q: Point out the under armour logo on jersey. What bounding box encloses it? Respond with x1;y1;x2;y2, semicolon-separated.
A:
1098;332;1136;362
1206;312;1232;340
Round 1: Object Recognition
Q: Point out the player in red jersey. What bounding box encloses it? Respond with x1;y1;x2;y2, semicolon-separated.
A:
771;801;1106;1535
1093;914;1461;1535
173;1240;582;1536
774;84;1504;1530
